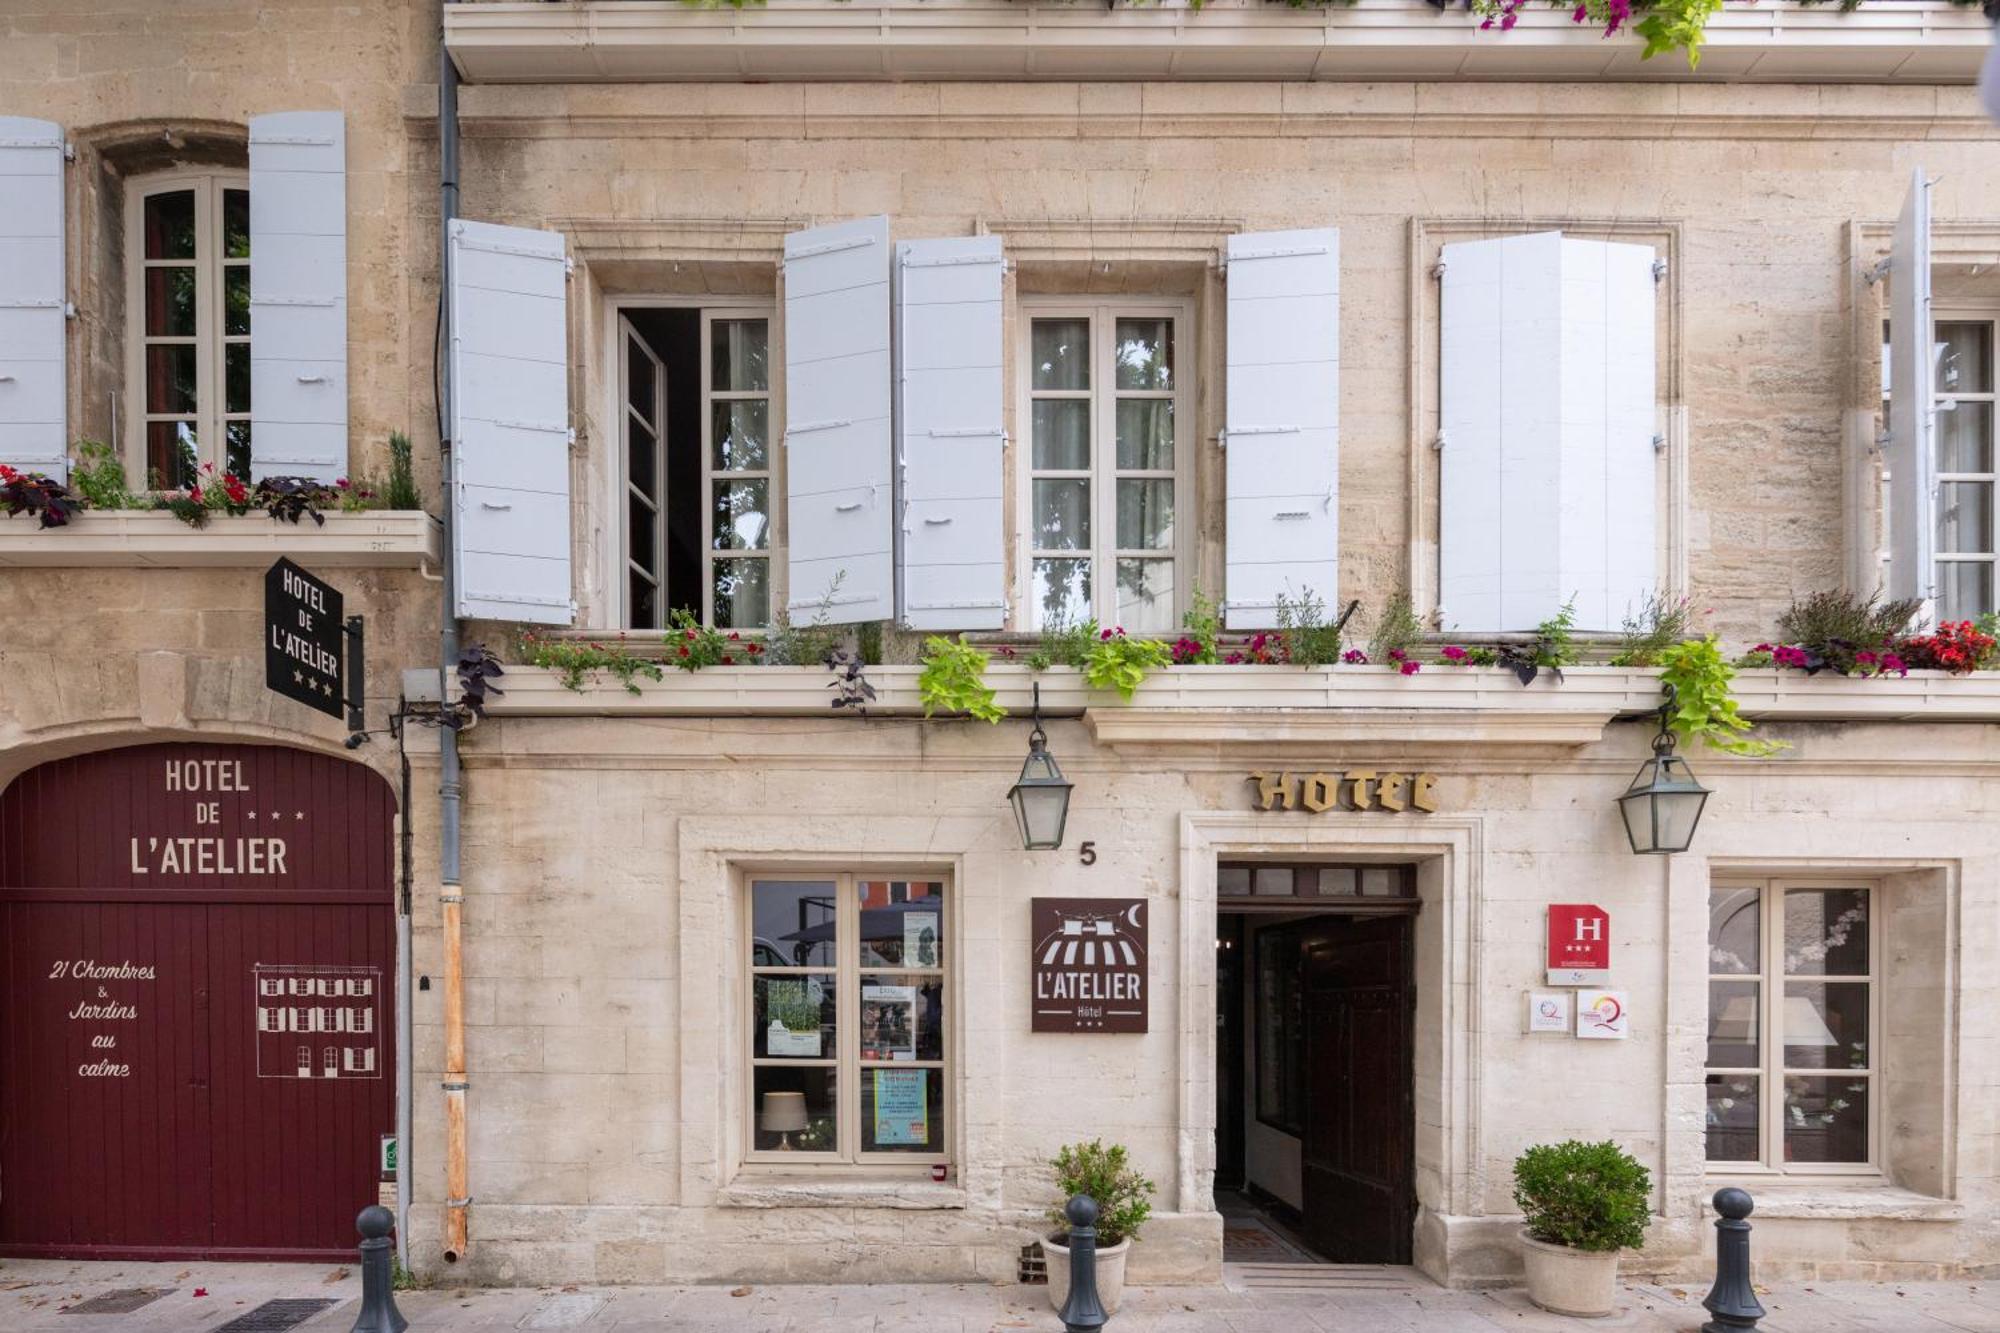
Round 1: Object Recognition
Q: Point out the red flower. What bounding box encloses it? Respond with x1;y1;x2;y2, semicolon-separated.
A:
678;646;690;658
1399;660;1422;676
1441;645;1468;663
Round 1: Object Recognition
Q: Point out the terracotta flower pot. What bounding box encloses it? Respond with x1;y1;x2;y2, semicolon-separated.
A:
1519;1228;1620;1318
1041;1234;1131;1315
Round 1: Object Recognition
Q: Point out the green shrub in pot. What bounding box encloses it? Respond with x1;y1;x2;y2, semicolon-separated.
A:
1512;1139;1651;1253
1047;1139;1154;1248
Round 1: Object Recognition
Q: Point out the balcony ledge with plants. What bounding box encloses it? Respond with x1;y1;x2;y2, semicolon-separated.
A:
0;439;440;570
442;0;1993;86
413;595;2000;755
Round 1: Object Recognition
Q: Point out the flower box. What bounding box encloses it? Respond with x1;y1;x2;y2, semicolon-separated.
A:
0;510;443;570
406;660;2000;729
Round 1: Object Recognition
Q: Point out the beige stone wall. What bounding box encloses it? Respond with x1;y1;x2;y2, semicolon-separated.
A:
394;708;2000;1287
0;0;429;483
440;80;2000;643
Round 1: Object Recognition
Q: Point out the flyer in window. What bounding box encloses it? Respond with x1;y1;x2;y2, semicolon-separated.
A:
861;983;917;1061
903;910;940;967
872;1068;928;1147
765;978;824;1058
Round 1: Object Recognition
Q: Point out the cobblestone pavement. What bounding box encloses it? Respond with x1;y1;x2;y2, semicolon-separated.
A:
6;1258;1998;1332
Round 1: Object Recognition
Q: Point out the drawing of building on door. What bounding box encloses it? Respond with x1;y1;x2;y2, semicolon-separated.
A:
253;964;383;1079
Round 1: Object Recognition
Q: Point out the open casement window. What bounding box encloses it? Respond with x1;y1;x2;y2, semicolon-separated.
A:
0;117;67;480
124;171;251;488
615;304;775;631
1223;228;1340;631
449;219;572;625
1437;231;1658;634
746;874;948;1168
247;110;345;483
1884;310;1995;622
784;217;894;626
1020;301;1190;633
1705;880;1879;1175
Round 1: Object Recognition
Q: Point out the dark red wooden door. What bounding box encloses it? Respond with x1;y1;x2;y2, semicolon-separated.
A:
0;743;394;1260
1300;915;1414;1264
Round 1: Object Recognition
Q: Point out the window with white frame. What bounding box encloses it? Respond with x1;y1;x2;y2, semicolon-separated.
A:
126;171;251;489
616;304;774;630
1022;304;1188;632
1882;315;1998;620
1706;879;1877;1171
746;874;947;1165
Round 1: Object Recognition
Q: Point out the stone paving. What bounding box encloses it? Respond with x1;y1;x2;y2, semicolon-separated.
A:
6;1258;1999;1332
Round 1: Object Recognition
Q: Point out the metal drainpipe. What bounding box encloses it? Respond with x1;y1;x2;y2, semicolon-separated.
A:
395;725;414;1273
437;9;471;1266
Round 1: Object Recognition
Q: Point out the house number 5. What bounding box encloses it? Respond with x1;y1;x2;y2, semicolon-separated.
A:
1078;841;1097;866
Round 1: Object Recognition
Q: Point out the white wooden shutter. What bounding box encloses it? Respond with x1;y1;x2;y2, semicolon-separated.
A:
0;117;67;479
1885;167;1935;612
895;234;1004;631
1439;232;1656;633
1223;227;1340;630
1980;36;2000;128
449;219;572;625
784;216;893;625
248;111;346;482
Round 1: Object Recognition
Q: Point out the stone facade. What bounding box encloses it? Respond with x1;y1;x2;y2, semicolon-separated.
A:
2;0;1998;1295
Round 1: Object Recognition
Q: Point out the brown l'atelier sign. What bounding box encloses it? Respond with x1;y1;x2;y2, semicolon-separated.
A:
1031;898;1148;1034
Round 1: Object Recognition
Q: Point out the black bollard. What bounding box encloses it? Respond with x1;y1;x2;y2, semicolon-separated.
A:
1057;1194;1109;1332
350;1205;409;1333
1700;1187;1764;1332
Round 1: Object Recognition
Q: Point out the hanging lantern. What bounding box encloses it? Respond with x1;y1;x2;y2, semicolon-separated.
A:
1007;683;1073;851
1616;688;1712;855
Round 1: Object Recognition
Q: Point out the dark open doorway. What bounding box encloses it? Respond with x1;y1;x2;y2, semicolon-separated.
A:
1215;862;1417;1266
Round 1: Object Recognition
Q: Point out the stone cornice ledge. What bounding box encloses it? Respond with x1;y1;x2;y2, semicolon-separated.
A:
444;0;1989;87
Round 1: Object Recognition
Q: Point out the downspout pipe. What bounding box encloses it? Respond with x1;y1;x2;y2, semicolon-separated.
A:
437;9;471;1265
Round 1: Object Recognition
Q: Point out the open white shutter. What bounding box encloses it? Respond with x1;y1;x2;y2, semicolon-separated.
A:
784;216;893;625
896;234;1004;631
1885;167;1935;612
0;117;67;479
248;111;346;482
449;219;571;625
1223;227;1340;630
1439;232;1656;633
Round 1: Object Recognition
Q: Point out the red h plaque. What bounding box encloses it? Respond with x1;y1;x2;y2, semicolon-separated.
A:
1547;903;1611;986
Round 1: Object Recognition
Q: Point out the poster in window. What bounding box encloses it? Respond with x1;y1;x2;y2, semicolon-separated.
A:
872;1068;929;1146
903;910;940;967
862;983;917;1060
765;977;825;1057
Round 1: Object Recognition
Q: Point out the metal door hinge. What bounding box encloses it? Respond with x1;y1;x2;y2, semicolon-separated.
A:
1652;258;1668;283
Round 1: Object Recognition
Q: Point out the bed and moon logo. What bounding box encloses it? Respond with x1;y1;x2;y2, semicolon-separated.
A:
1030;898;1149;1034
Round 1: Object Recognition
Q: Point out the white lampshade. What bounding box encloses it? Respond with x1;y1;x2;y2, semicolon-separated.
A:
759;1090;809;1133
1782;994;1840;1048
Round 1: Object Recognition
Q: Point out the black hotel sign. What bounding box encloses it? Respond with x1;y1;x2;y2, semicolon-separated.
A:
264;558;345;719
1031;898;1148;1034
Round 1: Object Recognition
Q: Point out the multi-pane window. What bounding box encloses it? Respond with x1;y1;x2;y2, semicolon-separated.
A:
1934;318;1996;619
1882;315;1998;618
1024;305;1187;633
616;305;773;631
127;173;251;488
1706;880;1877;1171
706;314;773;628
747;874;947;1165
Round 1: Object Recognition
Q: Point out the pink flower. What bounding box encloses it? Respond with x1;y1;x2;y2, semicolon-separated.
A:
1880;653;1907;676
1399;660;1422;676
1100;628;1113;641
1342;649;1368;664
1441;645;1468;662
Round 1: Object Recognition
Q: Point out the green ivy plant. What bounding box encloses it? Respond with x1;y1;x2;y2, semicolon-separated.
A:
917;636;1004;722
524;631;667;695
1082;627;1173;701
1657;635;1786;757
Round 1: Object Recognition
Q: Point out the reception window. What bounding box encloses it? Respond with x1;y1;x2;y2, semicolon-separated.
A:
1706;879;1877;1172
746;873;947;1165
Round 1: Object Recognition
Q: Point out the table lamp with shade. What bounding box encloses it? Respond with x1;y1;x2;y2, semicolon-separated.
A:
760;1090;809;1151
1712;994;1842;1051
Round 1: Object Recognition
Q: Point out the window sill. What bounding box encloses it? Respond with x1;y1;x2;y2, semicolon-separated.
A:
0;510;442;570
718;1175;967;1210
1700;1181;1963;1223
